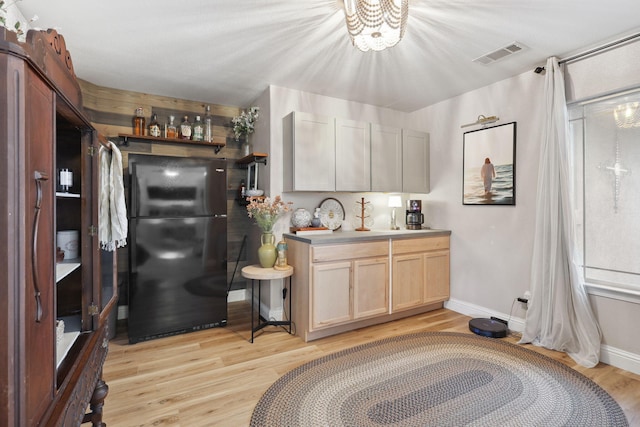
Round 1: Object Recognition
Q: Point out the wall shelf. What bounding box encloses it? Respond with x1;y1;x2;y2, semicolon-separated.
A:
236;152;268;166
235;152;268;206
117;133;226;153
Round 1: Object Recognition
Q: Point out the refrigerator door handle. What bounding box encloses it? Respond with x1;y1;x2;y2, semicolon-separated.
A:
214;214;227;218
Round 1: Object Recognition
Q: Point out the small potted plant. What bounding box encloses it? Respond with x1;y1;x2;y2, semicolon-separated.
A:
232;106;260;156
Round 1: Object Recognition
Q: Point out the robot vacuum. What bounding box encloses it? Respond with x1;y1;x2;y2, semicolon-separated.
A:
468;317;508;338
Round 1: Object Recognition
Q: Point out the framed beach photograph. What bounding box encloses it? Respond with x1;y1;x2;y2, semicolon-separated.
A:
463;122;516;205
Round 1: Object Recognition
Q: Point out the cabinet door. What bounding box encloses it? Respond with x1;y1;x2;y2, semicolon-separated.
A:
424;250;450;303
86;131;117;330
336;118;370;191
25;65;56;426
402;129;430;193
392;253;424;312
353;257;389;319
283;112;335;191
311;262;351;329
371;124;402;192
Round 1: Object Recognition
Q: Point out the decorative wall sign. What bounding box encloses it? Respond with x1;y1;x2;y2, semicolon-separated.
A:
463;122;517;205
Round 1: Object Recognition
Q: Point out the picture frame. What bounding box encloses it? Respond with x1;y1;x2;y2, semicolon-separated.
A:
463;122;516;205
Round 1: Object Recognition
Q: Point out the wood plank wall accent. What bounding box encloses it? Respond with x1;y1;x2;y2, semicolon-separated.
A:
78;79;257;305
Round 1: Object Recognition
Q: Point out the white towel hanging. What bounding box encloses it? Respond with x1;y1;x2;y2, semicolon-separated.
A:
99;141;128;251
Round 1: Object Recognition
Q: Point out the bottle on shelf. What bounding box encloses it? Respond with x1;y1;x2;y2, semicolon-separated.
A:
192;115;204;141
133;107;145;136
180;115;192;140
166;115;178;139
149;113;161;137
204;105;213;143
237;179;246;201
59;168;73;193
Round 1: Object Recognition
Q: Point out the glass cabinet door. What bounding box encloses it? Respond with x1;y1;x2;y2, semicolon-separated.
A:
55;108;116;368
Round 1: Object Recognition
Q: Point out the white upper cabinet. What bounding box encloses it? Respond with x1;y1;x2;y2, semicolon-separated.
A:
402;129;430;194
335;118;371;191
284;111;429;193
283;111;335;192
371;124;403;192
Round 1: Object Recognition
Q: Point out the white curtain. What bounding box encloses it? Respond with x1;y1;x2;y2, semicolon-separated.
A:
519;57;601;368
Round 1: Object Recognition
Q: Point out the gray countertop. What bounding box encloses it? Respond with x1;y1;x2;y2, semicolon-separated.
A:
284;228;451;244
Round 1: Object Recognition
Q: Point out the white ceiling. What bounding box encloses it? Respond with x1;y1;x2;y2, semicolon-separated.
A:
16;0;640;112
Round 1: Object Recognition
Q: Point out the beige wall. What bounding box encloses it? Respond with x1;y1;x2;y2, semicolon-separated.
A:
408;64;640;374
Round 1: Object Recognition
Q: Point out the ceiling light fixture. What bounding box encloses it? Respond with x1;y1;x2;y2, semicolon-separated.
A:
343;0;408;52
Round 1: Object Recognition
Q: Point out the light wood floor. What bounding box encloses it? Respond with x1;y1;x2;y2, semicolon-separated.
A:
102;303;640;426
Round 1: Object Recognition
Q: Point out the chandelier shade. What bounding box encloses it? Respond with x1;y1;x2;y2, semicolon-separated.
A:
613;102;640;128
344;0;408;52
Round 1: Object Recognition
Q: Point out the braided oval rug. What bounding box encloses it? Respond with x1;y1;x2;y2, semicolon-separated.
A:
250;332;628;426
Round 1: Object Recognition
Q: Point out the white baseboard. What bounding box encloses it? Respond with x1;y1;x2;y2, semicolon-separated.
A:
228;289;246;303
117;305;128;320
445;297;640;376
236;288;285;321
444;298;525;332
600;344;640;376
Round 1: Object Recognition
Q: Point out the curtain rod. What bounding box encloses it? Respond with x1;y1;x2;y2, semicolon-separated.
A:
558;32;640;65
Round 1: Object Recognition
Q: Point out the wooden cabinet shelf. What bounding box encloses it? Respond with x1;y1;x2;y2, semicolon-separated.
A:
55;315;81;368
117;133;226;153
55;260;82;282
56;191;81;198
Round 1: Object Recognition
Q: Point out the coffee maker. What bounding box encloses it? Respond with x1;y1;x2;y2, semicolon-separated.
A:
406;199;424;230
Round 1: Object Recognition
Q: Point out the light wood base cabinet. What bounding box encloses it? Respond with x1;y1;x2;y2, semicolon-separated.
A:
288;233;449;342
392;236;450;312
353;258;389;319
309;242;388;329
311;261;352;328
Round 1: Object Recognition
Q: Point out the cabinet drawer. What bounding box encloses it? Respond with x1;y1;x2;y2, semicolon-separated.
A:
312;241;388;262
392;236;449;255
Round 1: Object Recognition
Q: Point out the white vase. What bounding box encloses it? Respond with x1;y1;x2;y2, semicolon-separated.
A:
311;207;322;227
291;208;312;228
241;134;252;156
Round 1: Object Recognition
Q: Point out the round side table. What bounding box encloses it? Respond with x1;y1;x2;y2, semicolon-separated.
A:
241;265;294;343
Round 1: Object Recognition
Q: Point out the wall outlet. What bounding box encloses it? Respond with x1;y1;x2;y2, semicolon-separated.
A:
518;291;530;309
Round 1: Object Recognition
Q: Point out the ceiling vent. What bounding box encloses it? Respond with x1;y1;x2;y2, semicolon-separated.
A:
473;42;526;65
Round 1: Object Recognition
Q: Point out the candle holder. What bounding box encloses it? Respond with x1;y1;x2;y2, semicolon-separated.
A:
388;195;402;230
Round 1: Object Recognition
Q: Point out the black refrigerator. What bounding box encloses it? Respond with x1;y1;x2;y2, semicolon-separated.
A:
127;154;227;344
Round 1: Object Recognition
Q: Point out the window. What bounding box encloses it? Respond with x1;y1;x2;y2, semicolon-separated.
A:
569;88;640;303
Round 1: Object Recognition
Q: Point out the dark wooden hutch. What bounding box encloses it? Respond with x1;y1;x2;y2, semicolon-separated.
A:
0;27;116;426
